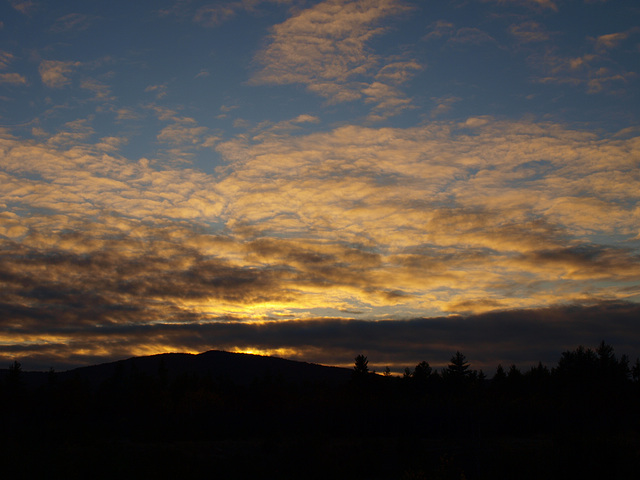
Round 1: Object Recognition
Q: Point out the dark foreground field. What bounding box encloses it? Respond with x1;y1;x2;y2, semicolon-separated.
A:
2;345;639;479
4;433;639;479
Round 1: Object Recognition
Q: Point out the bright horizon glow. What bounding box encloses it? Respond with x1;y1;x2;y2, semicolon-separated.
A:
0;0;639;371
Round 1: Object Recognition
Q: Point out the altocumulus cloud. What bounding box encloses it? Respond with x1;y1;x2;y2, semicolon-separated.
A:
0;0;638;374
1;115;639;370
250;0;418;117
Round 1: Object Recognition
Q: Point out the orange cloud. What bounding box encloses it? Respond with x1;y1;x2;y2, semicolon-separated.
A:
250;0;417;117
39;60;81;88
1;118;638;339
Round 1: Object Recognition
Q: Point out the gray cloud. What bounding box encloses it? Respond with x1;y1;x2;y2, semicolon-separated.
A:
49;13;95;33
2;301;639;373
509;21;551;43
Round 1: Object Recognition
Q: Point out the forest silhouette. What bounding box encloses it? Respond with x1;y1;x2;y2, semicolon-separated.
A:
1;342;639;479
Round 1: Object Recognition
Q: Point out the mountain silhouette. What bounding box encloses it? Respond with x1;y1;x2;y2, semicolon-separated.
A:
1;350;353;388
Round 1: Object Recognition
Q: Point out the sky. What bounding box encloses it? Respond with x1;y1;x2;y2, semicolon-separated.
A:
1;0;639;373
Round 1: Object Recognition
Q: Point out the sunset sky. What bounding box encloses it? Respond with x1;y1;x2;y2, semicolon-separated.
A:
1;0;639;372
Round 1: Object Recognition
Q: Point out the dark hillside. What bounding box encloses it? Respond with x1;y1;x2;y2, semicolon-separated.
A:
0;350;352;388
62;350;353;387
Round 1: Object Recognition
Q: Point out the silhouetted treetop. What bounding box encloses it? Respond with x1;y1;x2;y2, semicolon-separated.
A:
632;358;640;383
493;364;507;381
555;345;598;381
6;360;23;389
352;354;369;378
413;361;432;382
446;351;471;377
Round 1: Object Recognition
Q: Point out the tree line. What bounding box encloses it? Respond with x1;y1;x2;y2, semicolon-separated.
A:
1;342;639;479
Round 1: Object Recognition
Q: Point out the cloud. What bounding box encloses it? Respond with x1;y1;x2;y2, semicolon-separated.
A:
153;113;219;158
46;118;95;146
7;118;636;265
1;0;638;377
49;13;95;33
251;0;400;86
593;28;639;52
375;60;423;84
291;114;319;124
458;115;491;128
424;23;499;49
515;245;640;282
160;0;297;28
250;0;417;117
531;47;637;94
431;96;462;118
220;104;239;113
8;0;35;15
193;4;238;27
594;32;628;51
115;108;140;121
39;60;81;88
0;132;225;223
0;73;27;85
157;122;208;146
1;118;639;370
214;120;640;283
248;114;322;137
423;20;455;40
80;78;112;101
145;84;168;99
362;82;414;121
95;136;128;152
2;301;639;372
483;0;558;11
518;25;637;93
0;51;15;70
509;21;550;43
448;27;497;47
527;0;557;9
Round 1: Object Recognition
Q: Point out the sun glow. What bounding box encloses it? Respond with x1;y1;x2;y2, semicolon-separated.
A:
128;345;201;358
231;347;301;359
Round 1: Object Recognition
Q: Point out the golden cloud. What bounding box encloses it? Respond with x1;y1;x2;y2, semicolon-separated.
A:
1;118;638;333
39;60;81;88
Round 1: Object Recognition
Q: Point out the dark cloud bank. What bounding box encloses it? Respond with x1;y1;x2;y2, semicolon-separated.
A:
1;226;639;372
2;298;639;373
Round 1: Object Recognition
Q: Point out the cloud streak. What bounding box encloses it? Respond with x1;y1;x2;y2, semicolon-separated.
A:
2;301;639;372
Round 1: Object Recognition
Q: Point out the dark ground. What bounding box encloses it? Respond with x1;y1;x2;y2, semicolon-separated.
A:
2;346;639;479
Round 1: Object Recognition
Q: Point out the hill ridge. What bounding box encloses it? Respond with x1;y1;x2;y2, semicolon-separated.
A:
2;349;353;388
